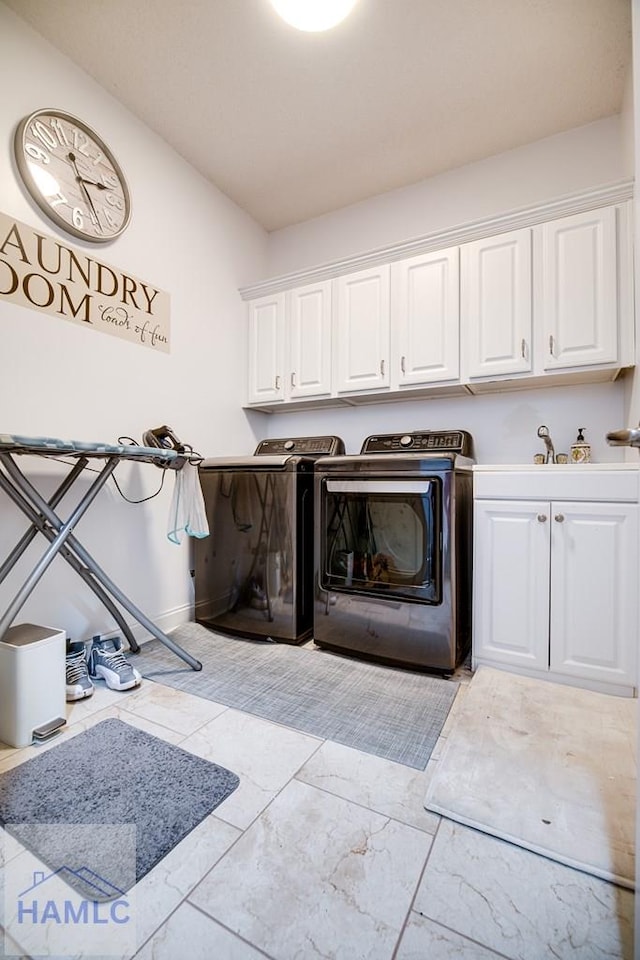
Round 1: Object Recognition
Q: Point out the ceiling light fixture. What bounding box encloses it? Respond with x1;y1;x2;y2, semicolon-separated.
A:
269;0;358;32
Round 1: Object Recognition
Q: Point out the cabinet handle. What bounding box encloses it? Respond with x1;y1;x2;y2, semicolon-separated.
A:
275;375;281;391
521;338;526;359
537;514;548;523
380;359;385;376
291;372;296;388
400;355;406;374
549;334;555;357
554;514;565;523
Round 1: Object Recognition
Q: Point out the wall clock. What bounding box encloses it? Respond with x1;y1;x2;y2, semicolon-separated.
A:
13;108;131;243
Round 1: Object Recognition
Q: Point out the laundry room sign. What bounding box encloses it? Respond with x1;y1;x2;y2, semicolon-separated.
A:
0;211;170;352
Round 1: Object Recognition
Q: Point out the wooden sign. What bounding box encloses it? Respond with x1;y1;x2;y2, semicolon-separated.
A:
0;212;170;352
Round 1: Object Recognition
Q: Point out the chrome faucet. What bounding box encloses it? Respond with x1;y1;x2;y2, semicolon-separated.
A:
537;425;556;464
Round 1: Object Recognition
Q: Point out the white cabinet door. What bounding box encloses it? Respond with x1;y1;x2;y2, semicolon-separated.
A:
550;501;638;686
392;248;459;386
288;281;332;399
473;499;550;670
541;207;617;370
462;229;532;378
334;266;390;393
247;293;285;404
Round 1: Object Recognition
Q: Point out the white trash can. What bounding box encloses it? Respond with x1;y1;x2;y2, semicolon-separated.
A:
0;623;67;748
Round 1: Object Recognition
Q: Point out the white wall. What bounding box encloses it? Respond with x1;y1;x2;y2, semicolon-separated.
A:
0;3;268;643
264;117;631;463
267;115;631;276
258;383;626;463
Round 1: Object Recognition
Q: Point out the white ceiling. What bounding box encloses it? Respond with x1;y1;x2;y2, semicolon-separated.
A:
5;0;632;232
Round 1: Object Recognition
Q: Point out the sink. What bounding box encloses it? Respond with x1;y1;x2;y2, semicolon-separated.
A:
473;463;640;501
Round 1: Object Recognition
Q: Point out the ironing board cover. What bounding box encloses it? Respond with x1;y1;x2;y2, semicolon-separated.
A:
0;434;180;465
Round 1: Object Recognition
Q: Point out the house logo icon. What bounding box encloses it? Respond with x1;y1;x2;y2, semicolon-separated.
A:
17;869;130;925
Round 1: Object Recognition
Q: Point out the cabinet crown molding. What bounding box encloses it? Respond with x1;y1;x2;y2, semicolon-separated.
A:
240;179;633;301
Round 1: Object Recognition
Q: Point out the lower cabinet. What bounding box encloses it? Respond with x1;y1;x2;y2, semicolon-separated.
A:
473;475;639;695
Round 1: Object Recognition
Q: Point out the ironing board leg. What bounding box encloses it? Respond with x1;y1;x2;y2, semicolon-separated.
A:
0;455;118;640
0;454;202;672
0;458;87;584
0;469;140;653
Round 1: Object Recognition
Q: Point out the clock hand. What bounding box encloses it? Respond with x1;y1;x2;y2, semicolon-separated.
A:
67;152;101;227
77;176;108;191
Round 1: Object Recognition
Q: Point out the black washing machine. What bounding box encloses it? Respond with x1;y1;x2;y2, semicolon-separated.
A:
195;436;344;643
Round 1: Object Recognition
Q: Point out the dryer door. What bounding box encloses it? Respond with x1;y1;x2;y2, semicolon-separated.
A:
319;477;442;603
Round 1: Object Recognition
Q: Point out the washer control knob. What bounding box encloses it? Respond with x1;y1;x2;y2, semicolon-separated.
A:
283;439;295;451
399;434;413;447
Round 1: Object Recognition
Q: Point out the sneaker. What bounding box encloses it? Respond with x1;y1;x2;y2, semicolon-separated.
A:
66;641;94;702
87;636;141;692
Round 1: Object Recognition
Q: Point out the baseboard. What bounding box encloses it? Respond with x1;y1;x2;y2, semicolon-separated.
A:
101;603;194;649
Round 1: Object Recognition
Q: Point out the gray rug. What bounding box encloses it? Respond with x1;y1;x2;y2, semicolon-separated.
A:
0;718;239;900
136;622;459;770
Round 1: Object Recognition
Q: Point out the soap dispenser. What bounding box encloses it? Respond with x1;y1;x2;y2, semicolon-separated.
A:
570;428;591;464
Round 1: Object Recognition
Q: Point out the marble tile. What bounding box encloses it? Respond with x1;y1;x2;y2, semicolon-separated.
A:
396;913;504;959
117;679;228;736
414;819;634;960
428;737;448;763
437;684;469;739
296;739;441;834
0;926;30;959
1;811;240;960
1;841;138;959
180;709;322;829
424;667;637;886
135;901;267;960
66;677;148;723
90;704;187;744
190;778;432;960
129;813;241;952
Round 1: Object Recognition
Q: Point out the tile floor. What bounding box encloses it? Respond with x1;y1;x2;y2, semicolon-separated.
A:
0;653;634;960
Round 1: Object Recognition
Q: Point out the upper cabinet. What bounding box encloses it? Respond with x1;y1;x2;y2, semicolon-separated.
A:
247;293;285;405
287;281;332;399
462;229;532;379
247;281;332;405
539;207;617;371
391;248;460;387
334;266;390;394
243;191;634;411
462;203;633;387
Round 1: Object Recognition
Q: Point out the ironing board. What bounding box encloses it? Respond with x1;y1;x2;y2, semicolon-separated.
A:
0;434;202;671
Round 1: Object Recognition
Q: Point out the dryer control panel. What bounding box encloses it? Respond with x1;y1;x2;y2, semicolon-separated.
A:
361;430;473;457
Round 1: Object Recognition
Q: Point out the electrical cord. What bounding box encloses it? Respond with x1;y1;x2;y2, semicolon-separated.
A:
110;469;167;504
118;435;204;466
44;452;168;504
30;432;203;506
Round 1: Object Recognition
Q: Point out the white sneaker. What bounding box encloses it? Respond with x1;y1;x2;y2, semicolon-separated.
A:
65;641;94;701
87;636;141;691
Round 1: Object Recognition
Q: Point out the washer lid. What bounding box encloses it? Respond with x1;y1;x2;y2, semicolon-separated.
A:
199;455;294;469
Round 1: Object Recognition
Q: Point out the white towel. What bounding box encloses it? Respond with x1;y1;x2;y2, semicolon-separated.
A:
167;463;210;544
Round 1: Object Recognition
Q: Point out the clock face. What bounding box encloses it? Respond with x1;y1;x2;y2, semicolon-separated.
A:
14;108;131;243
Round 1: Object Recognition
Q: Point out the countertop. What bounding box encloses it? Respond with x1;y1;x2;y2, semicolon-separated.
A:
473;462;640;471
